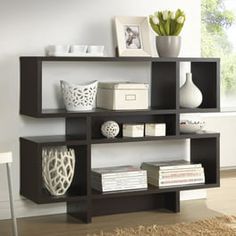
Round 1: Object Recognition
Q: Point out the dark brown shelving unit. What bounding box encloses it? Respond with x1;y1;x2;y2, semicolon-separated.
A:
20;56;220;223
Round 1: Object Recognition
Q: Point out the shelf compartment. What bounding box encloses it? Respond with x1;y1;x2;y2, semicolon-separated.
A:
91;191;180;217
151;62;177;109
191;136;220;185
91;114;176;139
188;61;220;110
20;138;89;204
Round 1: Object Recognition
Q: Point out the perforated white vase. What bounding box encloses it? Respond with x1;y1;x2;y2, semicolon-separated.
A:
61;80;98;111
42;147;75;196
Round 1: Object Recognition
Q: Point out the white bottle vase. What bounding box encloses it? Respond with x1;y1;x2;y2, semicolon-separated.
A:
180;73;203;108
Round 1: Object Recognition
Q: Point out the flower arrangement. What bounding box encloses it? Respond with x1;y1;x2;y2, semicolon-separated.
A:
149;9;186;36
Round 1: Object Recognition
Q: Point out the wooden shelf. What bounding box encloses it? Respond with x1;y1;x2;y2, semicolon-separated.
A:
20;136;87;146
32;190;87;204
20;56;220;223
179;108;220;113
20;56;220;63
91;183;219;199
32;108;177;118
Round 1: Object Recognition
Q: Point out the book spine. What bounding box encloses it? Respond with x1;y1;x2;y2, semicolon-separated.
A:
141;163;202;171
159;177;205;186
101;184;148;192
92;179;148;187
147;176;205;187
159;164;202;170
146;168;204;179
92;170;147;179
159;171;204;180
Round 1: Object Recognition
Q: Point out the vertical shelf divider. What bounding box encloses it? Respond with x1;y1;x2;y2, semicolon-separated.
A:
176;61;180;136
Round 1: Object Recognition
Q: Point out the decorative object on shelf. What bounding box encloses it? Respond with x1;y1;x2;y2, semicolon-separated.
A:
123;123;144;137
145;123;166;136
101;121;120;138
115;16;152;57
46;45;104;57
70;45;88;55
60;80;98;111
180;73;203;108
87;45;104;56
149;9;185;57
180;114;205;133
45;45;70;56
42;147;75;196
97;82;149;110
92;165;147;192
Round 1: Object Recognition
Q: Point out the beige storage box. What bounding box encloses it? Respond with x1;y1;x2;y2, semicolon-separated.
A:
97;82;149;110
145;123;166;136
123;124;144;137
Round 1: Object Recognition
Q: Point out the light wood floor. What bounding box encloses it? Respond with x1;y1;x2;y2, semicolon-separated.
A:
1;170;236;236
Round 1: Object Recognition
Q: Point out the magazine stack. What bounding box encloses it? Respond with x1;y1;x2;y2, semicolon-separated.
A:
141;160;205;188
91;165;147;192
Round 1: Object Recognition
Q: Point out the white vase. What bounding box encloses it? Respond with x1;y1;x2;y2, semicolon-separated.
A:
60;80;98;111
42;147;75;196
180;73;203;108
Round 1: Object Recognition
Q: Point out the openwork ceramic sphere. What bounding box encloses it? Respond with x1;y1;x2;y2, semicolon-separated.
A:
42;147;75;196
60;80;98;111
101;121;120;138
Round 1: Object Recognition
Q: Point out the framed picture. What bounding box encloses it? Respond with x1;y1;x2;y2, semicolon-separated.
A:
115;16;152;57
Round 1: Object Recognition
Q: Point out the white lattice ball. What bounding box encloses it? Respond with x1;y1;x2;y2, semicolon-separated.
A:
42;147;75;196
101;121;120;138
61;80;98;111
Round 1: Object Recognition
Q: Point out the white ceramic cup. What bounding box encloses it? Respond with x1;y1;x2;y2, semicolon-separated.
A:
87;45;104;55
46;45;70;56
70;45;88;54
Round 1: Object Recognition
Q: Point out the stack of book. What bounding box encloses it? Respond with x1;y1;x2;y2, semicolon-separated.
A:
141;160;205;188
91;165;147;192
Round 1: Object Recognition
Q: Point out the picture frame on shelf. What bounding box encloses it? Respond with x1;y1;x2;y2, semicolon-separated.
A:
115;16;152;57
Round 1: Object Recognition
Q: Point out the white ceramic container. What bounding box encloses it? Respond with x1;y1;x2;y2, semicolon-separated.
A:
61;80;98;111
123;124;144;137
180;73;203;108
145;123;166;136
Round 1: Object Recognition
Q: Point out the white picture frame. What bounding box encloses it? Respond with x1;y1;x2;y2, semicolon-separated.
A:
115;16;152;57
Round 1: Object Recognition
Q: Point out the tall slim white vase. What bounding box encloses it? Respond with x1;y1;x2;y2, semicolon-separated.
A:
180;73;203;108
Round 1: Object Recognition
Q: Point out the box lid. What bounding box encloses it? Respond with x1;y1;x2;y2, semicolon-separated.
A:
98;82;149;90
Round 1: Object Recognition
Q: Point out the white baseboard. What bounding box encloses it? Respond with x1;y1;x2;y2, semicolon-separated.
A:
180;189;207;201
0;190;206;220
0;198;65;220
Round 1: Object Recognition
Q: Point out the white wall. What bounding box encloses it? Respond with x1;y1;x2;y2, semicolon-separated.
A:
0;0;201;220
203;113;236;168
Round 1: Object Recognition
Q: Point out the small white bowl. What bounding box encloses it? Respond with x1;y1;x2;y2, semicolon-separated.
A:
70;45;88;54
180;119;205;133
46;45;70;56
87;45;104;55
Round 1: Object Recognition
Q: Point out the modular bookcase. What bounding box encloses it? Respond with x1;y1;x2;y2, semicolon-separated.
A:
20;56;220;223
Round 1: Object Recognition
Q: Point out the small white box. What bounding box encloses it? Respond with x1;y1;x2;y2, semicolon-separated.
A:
145;123;166;136
97;82;149;110
123;124;144;137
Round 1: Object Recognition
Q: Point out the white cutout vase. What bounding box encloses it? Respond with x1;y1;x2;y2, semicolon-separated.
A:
42;147;75;196
61;80;98;111
180;73;203;108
